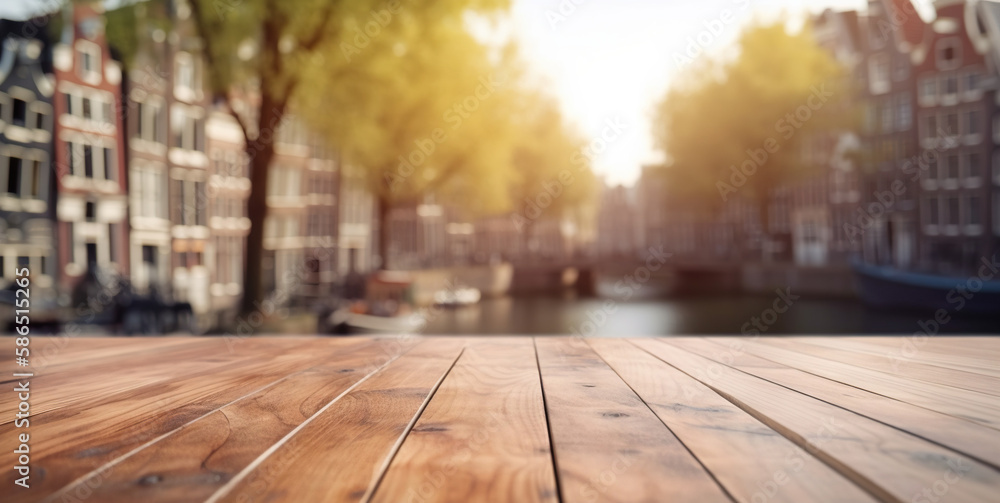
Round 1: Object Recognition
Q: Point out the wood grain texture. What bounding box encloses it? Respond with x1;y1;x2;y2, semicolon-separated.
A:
534;337;730;503
43;338;413;503
0;337;204;421
735;338;1000;430
794;337;1000;379
371;337;558;503
764;338;1000;397
4;335;1000;503
637;338;1000;503
588;338;875;503
683;337;1000;470
209;337;466;503
1;338;351;501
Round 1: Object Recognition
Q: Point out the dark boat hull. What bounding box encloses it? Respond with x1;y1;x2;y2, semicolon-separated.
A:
852;261;1000;315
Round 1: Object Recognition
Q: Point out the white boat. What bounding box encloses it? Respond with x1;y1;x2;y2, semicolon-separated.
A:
325;308;424;334
433;287;482;307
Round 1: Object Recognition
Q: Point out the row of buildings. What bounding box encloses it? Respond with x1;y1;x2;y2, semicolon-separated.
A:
606;0;1000;277
13;0;998;316
0;0;593;329
391;0;1000;280
0;2;377;326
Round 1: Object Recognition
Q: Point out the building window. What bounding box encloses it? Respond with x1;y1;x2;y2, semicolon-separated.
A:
966;152;982;179
944;113;959;136
66;142;75;175
174;52;202;95
965;71;980;95
172;178;207;226
83;145;94;178
967;196;981;226
137;101;165;143
82;97;92;120
108;223;119;263
184;182;197;226
928;155;940;180
947;196;960;225
77;44;100;81
927;197;940;225
171;178;184;224
5;157;21;195
85;201;96;222
966;110;982;136
937;38;961;71
12;99;26;127
880;100;894;133
893;56;909;81
922;114;937;140
946;154;960;180
195;181;207;226
897;94;912;130
104;148;116;181
171;107;204;152
135;165;168;219
26;159;39;197
944;75;959;97
869;53;890;93
7;157;40;198
919;77;936;102
32;104;49;130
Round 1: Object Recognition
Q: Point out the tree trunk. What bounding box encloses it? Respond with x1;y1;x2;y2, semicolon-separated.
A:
378;195;391;271
239;94;284;316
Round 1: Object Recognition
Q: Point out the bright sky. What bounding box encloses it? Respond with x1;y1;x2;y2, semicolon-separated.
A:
509;0;937;186
3;0;936;186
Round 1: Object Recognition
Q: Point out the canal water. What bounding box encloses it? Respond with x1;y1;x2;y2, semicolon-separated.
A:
420;294;1000;335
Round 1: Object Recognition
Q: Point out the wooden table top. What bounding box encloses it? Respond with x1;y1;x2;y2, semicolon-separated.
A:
2;335;999;502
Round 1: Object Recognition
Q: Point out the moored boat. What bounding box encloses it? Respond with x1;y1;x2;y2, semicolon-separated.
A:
851;260;1000;315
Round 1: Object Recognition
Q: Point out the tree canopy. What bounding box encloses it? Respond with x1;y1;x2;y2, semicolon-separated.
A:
653;21;854;223
182;0;595;306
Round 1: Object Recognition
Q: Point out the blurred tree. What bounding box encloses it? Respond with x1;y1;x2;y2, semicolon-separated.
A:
652;21;853;243
299;21;595;268
297;8;516;269
505;89;595;253
186;0;508;312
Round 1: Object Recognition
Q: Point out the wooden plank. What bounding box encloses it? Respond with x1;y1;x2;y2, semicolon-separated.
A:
766;338;1000;397
0;338;269;422
587;338;875;503
733;338;1000;430
1;336;194;374
675;337;1000;470
207;338;466;503
869;336;1000;356
634;338;1000;503
797;337;1000;379
371;337;557;503
43;338;415;503
534;337;729;503
0;338;355;500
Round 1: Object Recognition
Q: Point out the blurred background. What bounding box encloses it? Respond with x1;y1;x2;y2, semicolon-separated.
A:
0;0;998;336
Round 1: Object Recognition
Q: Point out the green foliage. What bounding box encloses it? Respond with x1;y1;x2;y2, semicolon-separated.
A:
506;87;596;221
293;3;593;220
653;21;854;212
